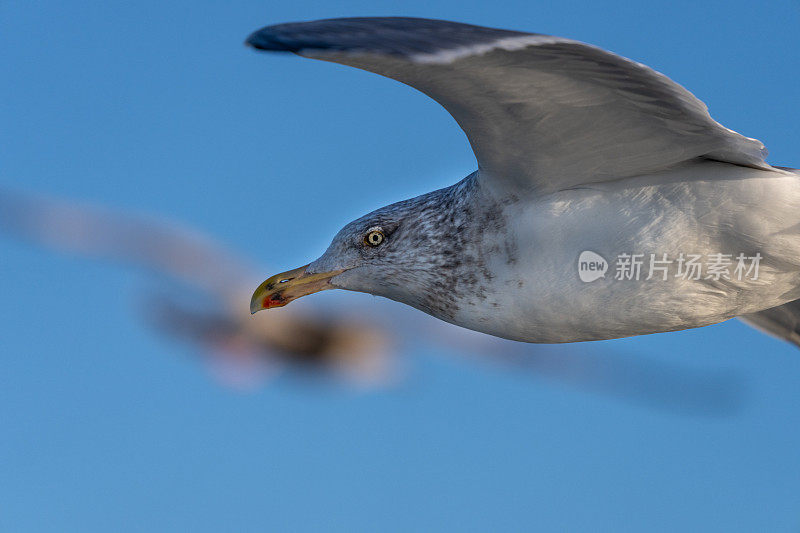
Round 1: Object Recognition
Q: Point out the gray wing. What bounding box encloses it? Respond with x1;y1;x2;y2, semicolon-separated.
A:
247;17;771;195
740;301;800;348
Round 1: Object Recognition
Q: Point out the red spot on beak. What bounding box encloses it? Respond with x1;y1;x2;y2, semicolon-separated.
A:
263;294;286;309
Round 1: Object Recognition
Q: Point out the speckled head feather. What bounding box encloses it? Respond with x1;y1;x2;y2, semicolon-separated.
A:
309;173;505;321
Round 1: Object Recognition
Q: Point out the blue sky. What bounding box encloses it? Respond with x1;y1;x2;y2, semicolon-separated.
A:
2;1;800;531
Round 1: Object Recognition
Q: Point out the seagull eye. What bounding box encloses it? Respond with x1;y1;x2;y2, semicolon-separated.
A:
364;230;385;247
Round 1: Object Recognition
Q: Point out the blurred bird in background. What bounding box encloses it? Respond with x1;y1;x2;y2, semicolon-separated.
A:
0;189;395;388
0;188;748;414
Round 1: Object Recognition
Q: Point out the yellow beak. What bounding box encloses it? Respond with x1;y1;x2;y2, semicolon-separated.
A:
250;264;345;314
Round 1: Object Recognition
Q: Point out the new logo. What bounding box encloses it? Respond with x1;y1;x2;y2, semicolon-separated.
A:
578;251;608;283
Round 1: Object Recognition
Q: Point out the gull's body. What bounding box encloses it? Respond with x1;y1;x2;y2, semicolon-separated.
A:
427;163;800;342
246;17;800;346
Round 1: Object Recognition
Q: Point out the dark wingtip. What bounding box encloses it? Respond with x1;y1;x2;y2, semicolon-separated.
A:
245;27;296;52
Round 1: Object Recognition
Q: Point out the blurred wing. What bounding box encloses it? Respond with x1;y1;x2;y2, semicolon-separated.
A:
0;189;253;298
247;17;770;195
367;300;745;415
740;300;800;348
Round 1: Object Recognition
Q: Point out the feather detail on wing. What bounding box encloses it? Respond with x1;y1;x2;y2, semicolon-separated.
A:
247;17;771;195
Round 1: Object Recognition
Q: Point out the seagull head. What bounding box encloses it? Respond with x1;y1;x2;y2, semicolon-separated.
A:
250;178;478;318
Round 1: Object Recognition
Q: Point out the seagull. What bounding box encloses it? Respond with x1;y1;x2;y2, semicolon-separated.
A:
0;189;394;385
246;17;800;345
